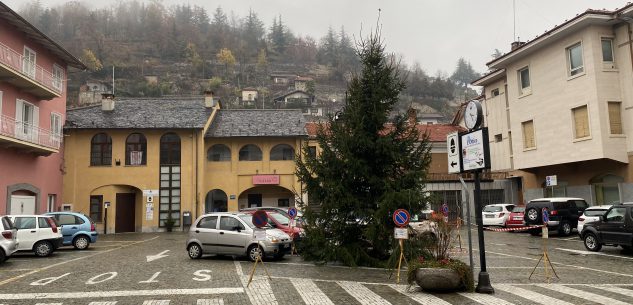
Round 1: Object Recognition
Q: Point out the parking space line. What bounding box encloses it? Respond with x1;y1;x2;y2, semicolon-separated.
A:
197;299;224;305
338;281;391;305
593;286;633;298
142;300;170;305
292;278;334;305
0;288;243;300
0;236;159;287
555;248;633;260
389;284;451;305
88;302;118;305
495;284;575;305
536;284;630;305
0;269;34;272
458;292;516;305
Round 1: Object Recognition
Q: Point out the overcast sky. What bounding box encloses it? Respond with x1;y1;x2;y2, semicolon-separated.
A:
3;0;628;75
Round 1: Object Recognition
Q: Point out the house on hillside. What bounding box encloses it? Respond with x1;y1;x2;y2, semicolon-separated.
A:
79;80;112;106
273;90;314;108
414;104;445;124
0;2;85;215
294;76;313;91
472;3;633;205
241;87;258;106
270;73;296;85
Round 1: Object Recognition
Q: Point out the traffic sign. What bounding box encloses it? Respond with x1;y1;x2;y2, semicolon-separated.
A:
392;209;410;227
441;203;449;216
542;208;549;224
447;132;461;174
460;128;491;172
252;210;268;228
288;207;298;219
394;227;408;239
546;175;557;187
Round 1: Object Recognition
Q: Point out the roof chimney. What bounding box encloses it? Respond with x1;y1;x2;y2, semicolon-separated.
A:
101;93;115;111
204;90;215;108
511;41;526;51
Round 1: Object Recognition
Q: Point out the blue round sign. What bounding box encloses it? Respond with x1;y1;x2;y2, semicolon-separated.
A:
252;210;268;228
542;208;549;224
288;207;298;219
441;203;449;216
393;209;410;227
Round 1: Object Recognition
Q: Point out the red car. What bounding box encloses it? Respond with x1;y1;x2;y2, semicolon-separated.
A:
505;206;526;228
241;210;303;240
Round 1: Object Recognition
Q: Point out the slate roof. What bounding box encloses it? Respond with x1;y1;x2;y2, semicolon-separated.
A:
206;109;307;138
65;98;212;129
304;121;463;142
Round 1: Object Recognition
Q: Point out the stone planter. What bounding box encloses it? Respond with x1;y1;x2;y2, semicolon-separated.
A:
415;267;462;292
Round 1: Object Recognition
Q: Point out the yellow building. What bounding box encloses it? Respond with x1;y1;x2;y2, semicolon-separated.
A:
63;94;307;233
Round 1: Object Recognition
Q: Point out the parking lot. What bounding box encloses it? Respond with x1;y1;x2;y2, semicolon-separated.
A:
0;228;632;305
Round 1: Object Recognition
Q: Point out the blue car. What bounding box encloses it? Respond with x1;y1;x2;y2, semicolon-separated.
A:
45;212;98;250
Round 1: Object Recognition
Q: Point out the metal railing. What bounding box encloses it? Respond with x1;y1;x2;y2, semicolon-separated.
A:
0;41;63;95
0;114;61;150
428;171;509;181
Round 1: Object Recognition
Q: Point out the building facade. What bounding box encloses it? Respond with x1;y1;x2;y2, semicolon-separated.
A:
0;3;84;215
473;4;633;205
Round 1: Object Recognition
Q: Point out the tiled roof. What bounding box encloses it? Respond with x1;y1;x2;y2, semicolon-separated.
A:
65;98;212;129
205;109;307;138
305;121;464;142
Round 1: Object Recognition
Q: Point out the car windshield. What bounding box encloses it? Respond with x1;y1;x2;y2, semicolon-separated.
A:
238;214;272;229
270;213;290;226
483;206;502;212
585;209;608;217
512;207;525;213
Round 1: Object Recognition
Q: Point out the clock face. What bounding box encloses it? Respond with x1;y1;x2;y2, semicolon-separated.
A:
465;101;481;129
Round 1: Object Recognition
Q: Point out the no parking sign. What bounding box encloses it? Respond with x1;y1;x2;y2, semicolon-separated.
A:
392;209;410;227
542;208;549;224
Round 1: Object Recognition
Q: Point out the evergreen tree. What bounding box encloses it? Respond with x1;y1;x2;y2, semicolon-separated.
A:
296;30;432;267
450;57;480;88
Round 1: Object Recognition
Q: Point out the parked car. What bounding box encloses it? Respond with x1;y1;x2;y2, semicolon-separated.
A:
581;203;633;252
8;215;63;257
241;210;303;241
482;204;515;226
524;197;588;236
186;212;292;261
505;206;526;229
408;210;438;239
240;207;305;227
0;216;18;263
45;212;98;250
577;205;612;234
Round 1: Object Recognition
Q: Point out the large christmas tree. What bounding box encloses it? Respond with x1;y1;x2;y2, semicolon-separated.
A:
296;30;432;266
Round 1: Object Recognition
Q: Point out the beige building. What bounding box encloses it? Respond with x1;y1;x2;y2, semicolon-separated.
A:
473;4;633;205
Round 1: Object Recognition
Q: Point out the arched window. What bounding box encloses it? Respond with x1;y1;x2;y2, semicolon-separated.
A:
270;144;295;161
125;133;147;165
207;144;231;161
160;133;181;165
90;133;112;166
239;144;262;161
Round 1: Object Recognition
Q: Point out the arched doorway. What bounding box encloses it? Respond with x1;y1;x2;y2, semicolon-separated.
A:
238;186;294;210
205;189;228;213
590;174;623;205
90;184;142;233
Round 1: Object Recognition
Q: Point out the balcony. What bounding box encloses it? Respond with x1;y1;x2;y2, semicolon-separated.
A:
0;114;61;155
0;42;62;100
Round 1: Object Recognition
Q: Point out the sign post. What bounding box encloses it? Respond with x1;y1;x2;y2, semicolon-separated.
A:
247;210;271;287
392;209;410;284
529;208;559;282
288;207;298;255
447;132;462;174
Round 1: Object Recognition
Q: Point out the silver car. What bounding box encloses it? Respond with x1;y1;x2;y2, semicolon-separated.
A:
1;216;18;263
186;212;292;261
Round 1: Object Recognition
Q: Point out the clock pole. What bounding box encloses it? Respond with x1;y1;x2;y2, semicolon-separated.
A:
474;169;494;293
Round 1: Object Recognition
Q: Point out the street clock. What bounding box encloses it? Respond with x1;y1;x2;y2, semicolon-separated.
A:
464;100;483;130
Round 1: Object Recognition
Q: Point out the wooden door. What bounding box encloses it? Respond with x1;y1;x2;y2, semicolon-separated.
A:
248;194;262;208
115;193;136;233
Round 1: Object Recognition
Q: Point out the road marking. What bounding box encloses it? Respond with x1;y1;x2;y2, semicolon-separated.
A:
486;250;633;278
0;269;34;272
142;301;170;305
292;278;334;305
495;284;575;305
0;236;159;287
338;281;392;304
197;299;224;305
593;286;633;298
458;292;515;305
0;288;243;300
555;248;633;260
35;303;62;305
146;250;170;262
537;284;630;305
88;302;118;305
389;284;451;305
236;261;277;305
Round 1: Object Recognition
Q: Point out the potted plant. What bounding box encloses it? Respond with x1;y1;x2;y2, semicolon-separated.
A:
406;214;474;292
164;215;176;232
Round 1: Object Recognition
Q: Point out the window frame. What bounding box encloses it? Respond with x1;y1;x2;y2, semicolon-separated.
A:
522;120;536;150
572;105;590;139
239;144;263;161
90;195;103;223
50;112;62;147
270;144;295;161
90;133;112;166
207;144;231;162
160;133;181;165
491;88;500;97
566;42;584;77
22;46;36;78
608;102;623;135
601;38;615;63
52;64;64;91
125;133;147;166
518;66;531;96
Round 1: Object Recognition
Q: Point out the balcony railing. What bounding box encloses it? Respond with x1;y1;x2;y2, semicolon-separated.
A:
0;41;63;95
0;114;61;150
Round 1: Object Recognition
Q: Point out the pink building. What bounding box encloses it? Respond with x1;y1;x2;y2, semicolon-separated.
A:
0;3;85;215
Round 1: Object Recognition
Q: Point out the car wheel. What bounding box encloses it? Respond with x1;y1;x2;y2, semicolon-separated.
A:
0;249;5;264
187;243;202;259
34;241;53;257
526;208;540;223
247;244;263;262
73;235;90;250
558;222;572;236
583;233;602;252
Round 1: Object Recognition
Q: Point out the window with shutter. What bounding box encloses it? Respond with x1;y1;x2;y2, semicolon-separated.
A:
522;120;535;149
572;105;590;138
608;102;622;134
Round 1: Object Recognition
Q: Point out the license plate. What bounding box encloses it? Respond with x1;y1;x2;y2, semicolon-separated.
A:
485;215;494;218
513;217;522;220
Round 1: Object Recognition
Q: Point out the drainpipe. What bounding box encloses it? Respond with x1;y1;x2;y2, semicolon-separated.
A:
194;130;199;219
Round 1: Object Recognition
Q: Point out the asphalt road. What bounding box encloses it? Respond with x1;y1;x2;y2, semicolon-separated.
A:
0;228;631;305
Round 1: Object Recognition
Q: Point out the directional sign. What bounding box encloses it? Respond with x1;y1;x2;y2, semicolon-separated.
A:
288;207;298;219
546;175;557;187
447;132;462;174
460;128;491;172
392;209;410;227
252;210;269;228
542;208;549;224
441;203;449;216
146;250;169;262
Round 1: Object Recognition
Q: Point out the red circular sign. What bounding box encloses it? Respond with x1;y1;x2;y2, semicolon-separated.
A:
252;210;269;228
392;209;410;227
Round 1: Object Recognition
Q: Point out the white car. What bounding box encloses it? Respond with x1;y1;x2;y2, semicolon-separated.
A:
482;204;515;226
0;216;18;263
577;205;612;234
8;215;63;257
